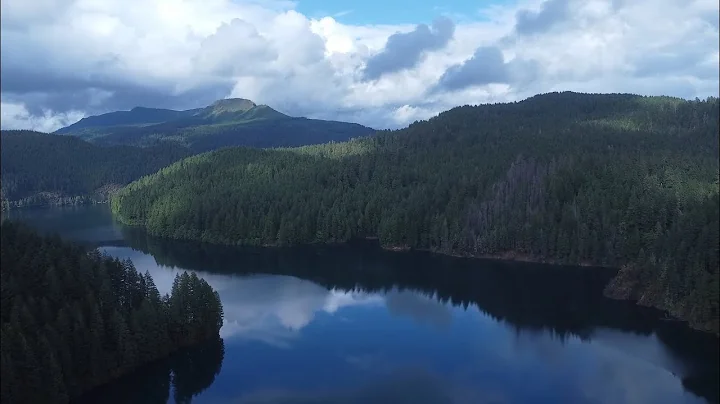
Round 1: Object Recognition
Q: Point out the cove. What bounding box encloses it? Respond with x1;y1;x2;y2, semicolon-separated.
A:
5;204;719;404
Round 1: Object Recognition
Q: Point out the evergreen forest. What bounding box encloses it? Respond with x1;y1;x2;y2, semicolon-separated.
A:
0;221;224;404
0;130;190;208
111;92;720;333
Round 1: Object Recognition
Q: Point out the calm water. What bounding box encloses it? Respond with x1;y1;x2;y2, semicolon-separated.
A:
5;205;719;404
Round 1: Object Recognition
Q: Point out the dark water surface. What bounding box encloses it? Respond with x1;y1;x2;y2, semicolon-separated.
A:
5;205;719;404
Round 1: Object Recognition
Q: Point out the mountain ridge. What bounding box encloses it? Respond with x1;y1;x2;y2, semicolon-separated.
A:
54;98;375;152
54;98;285;134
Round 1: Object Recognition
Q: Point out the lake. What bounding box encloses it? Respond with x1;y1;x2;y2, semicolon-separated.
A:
4;205;718;404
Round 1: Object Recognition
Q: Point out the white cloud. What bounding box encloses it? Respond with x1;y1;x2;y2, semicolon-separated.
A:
0;101;85;132
0;0;717;132
391;105;440;125
192;18;277;78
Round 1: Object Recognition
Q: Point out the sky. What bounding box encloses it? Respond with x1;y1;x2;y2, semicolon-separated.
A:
1;0;718;132
294;0;513;24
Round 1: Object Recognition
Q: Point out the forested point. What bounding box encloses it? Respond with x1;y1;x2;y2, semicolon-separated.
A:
0;130;191;206
0;221;224;404
111;91;719;333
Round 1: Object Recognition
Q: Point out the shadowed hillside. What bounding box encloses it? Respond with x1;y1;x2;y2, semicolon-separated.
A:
1;130;191;208
111;92;720;334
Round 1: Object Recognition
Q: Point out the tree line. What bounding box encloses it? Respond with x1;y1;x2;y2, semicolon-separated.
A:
111;92;719;333
0;221;224;404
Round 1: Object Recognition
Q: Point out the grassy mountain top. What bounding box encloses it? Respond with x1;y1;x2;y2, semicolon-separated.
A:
111;91;719;333
194;99;288;123
206;98;257;114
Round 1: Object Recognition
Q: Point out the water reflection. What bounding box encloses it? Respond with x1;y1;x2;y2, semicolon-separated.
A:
8;205;720;404
101;246;384;344
384;291;454;329
73;338;224;404
2;205;126;244
119;221;719;403
227;367;507;404
119;225;656;337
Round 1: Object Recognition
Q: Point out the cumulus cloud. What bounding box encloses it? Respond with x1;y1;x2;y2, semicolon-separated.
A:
435;46;510;91
192;18;277;78
0;0;717;132
433;45;542;93
515;0;571;35
361;16;455;81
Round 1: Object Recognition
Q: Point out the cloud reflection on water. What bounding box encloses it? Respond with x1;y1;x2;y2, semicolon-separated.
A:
96;244;715;404
101;245;466;345
102;245;384;344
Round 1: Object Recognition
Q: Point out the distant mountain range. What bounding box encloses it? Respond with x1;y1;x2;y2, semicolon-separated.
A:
55;99;375;152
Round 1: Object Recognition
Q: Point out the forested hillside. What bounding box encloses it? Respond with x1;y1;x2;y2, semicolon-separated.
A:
55;98;375;152
0;221;224;404
111;92;720;333
0;130;190;208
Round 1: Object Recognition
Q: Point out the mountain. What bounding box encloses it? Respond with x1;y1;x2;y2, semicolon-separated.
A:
0;130;190;208
195;98;287;122
55;98;375;152
53;107;199;138
110;91;720;334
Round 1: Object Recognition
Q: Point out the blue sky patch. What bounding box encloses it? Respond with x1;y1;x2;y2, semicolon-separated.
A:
295;0;515;25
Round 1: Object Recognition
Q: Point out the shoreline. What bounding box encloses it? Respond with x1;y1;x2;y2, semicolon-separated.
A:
2;197;109;212
379;244;718;335
2;184;122;211
391;246;600;268
111;216;717;335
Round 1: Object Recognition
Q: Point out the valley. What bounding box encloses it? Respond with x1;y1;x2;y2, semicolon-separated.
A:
4;2;718;403
110;92;720;334
3;91;718;404
1;98;375;209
